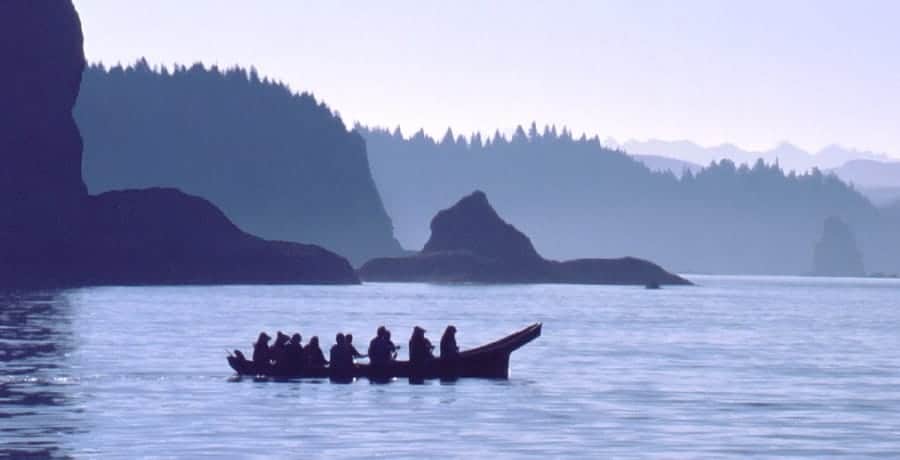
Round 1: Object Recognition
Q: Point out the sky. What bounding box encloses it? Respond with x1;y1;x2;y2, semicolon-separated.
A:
74;0;900;158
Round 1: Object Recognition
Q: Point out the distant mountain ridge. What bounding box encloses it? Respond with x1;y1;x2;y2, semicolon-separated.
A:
75;61;403;265
830;159;900;187
619;138;895;174
359;124;900;276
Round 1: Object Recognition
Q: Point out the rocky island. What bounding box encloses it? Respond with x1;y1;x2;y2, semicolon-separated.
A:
359;191;690;285
812;216;865;277
0;0;357;287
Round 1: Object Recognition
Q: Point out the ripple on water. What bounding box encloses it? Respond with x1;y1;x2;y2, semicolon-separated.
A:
2;277;900;457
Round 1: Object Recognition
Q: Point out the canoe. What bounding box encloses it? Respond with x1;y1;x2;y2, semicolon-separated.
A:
227;322;542;381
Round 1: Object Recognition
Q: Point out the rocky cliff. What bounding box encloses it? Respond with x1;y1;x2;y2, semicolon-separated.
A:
812;217;865;277
423;191;546;271
0;1;357;287
359;191;689;285
1;0;88;283
76;62;402;265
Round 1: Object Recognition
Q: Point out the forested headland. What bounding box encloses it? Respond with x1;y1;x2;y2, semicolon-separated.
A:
359;125;896;275
76;60;402;265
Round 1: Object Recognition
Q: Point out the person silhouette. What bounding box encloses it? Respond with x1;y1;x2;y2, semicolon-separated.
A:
329;333;354;382
384;330;398;360
252;332;272;373
408;326;435;383
285;333;305;374
368;326;396;382
271;331;290;372
304;336;327;369
409;326;435;364
346;333;365;360
440;325;460;380
440;325;459;359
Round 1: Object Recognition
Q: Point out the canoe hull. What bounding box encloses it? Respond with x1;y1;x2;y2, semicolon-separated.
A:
227;323;542;380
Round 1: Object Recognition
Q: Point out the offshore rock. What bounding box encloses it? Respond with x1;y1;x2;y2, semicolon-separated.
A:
360;191;690;285
812;217;865;277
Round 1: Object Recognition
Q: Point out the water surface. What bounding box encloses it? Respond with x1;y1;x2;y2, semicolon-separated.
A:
2;276;900;458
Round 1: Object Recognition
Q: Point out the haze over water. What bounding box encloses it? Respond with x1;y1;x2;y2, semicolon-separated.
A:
3;276;900;458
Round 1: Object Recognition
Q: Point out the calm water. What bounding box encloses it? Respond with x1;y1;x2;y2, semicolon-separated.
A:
2;276;900;458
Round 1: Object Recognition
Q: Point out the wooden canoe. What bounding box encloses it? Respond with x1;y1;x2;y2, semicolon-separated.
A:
227;323;542;381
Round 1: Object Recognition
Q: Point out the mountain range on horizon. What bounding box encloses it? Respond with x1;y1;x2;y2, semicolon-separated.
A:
613;138;897;173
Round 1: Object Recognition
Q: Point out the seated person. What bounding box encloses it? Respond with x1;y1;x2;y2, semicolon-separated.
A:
329;333;354;375
346;333;366;360
409;326;435;367
285;333;305;371
270;331;291;370
368;326;396;368
252;332;272;366
304;336;327;368
440;325;459;360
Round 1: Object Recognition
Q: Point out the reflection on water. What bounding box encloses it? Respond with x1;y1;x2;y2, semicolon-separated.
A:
0;291;82;458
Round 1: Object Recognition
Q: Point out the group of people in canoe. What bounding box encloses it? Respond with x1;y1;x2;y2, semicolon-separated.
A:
236;325;460;379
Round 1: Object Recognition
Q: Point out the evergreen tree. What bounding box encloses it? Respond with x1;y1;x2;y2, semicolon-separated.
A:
512;125;527;144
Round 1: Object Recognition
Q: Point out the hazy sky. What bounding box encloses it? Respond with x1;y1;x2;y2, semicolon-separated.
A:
75;0;900;157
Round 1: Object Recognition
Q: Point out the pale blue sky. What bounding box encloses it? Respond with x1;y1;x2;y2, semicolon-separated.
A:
75;0;900;157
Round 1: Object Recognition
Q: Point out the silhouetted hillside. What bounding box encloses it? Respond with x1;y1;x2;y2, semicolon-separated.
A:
0;1;358;287
359;125;900;275
75;61;401;265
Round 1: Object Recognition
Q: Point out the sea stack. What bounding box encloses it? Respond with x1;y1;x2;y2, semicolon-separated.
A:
0;0;358;287
812;216;865;277
0;0;89;283
359;191;690;285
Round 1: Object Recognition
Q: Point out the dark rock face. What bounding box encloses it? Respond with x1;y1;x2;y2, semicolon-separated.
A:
551;257;686;285
0;0;88;283
360;251;555;283
813;217;865;277
0;1;358;287
79;189;358;285
360;191;689;285
0;0;87;205
424;191;543;264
